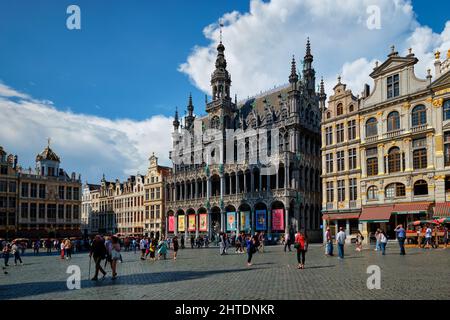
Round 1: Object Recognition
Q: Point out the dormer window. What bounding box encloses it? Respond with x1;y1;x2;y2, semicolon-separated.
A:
387;74;400;99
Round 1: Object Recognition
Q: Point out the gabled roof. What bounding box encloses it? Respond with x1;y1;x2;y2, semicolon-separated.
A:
430;69;450;90
369;55;418;79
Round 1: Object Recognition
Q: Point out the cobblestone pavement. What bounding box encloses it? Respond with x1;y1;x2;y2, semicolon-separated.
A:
1;243;449;300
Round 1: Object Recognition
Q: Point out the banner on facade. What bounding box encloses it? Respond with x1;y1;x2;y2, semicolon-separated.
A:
199;214;208;231
227;212;236;231
240;211;251;231
188;215;196;232
178;215;185;232
168;215;175;233
255;210;267;231
272;209;284;231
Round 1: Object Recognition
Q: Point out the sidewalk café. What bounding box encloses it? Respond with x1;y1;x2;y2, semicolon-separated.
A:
360;202;432;241
322;212;361;238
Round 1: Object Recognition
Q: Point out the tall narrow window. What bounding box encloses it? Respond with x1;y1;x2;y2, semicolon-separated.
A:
337;150;345;172
388;147;401;172
326;182;334;202
337;180;345;202
347;120;356;140
326;153;334;173
366;147;378;176
348;148;357;170
349;178;357;201
336;103;343;116
336;123;344;143
387;74;400;99
325;127;333;145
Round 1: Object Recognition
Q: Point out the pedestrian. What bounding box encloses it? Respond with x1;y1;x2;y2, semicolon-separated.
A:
33;240;40;255
139;237;147;260
219;232;226;255
394;224;406;255
355;230;363;252
374;229;381;251
104;236;113;269
379;229;388;255
11;241;23;266
64;239;72;259
336;227;346;259
110;235;121;280
284;232;291;252
180;235;185;249
149;238;156;261
89;235;107;281
258;232;265;253
60;240;65;259
423;224;433;249
246;235;256;266
132;238;137;253
294;230;308;269
157;237;168;260
173;236;179;260
2;242;11;267
191;235;195;249
325;227;334;256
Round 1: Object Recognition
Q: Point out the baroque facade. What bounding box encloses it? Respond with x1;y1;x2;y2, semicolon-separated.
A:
165;39;323;242
0;143;82;239
82;153;170;237
321;47;450;242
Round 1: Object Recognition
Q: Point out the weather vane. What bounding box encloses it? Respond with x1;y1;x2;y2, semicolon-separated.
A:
219;18;224;43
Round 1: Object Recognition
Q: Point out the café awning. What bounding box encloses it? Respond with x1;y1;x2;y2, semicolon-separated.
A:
322;212;360;221
360;205;393;223
391;202;431;215
434;202;450;218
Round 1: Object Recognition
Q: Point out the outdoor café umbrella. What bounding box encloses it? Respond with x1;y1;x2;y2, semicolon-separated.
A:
435;217;450;224
409;220;438;226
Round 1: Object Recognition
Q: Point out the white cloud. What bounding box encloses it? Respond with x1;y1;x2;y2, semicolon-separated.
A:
179;0;449;98
0;83;173;183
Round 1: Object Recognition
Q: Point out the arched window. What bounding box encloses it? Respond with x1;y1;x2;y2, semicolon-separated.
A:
444;100;450;121
385;183;405;199
336;103;343;116
411;105;426;127
349;104;354;112
388;147;401;173
365;118;378;137
367;186;378;200
326;111;331;119
387;111;400;131
413;180;428;196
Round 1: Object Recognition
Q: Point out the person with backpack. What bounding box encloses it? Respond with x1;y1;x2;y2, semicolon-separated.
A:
294;230;308;269
379;229;388;255
246;235;256;266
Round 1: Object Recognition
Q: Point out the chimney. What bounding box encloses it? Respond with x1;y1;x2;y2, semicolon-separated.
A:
434;51;442;79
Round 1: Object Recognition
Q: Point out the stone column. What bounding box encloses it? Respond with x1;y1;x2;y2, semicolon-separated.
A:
267;208;272;240
195;214;199;238
174;213;178;237
377;143;385;175
184;214;188;239
236;173;239;194
251;208;255;235
403;138;412;171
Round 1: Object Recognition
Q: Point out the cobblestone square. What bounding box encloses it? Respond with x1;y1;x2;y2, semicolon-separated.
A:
1;244;449;300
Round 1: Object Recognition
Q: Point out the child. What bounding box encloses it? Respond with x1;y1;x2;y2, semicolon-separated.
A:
60;241;65;259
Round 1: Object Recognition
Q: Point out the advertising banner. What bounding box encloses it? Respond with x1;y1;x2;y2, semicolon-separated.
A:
240;211;251;231
226;212;236;231
188;215;196;232
255;210;267;231
272;209;284;231
178;215;185;232
168;215;175;233
199;214;208;231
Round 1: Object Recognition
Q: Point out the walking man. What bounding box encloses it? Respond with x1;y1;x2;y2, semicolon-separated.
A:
394;224;406;255
90;235;107;281
336;227;346;259
11;241;23;265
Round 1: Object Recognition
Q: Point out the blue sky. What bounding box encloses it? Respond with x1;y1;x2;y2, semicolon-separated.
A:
0;0;250;120
1;0;450;182
0;0;448;120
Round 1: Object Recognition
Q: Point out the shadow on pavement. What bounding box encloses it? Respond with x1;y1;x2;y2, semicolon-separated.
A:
0;268;252;300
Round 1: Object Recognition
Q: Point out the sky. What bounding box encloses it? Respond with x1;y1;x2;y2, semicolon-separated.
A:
0;0;450;183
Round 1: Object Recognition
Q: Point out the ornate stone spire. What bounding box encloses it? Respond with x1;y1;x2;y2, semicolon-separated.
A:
173;107;180;130
289;55;299;84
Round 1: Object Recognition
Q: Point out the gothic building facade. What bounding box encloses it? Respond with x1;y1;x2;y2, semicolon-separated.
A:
165;39;323;242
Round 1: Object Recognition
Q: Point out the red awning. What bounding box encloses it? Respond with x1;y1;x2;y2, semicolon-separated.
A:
323;212;360;221
391;202;431;214
360;205;394;222
434;203;450;218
